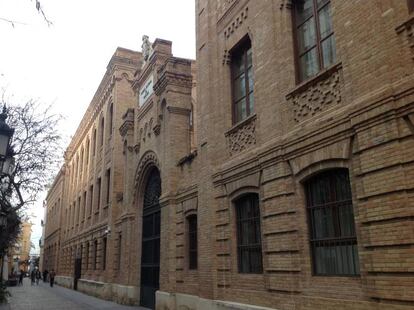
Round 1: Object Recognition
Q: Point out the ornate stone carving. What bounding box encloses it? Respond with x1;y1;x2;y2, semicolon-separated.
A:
289;69;342;123
141;35;153;62
223;6;248;39
225;115;256;156
153;123;161;136
134;151;160;197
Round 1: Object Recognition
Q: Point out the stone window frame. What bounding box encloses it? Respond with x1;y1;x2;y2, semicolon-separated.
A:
230;35;254;124
292;0;337;82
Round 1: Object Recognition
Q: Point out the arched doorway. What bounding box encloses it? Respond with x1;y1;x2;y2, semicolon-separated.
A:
140;167;161;309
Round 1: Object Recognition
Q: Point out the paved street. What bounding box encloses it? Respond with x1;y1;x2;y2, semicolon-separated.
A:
4;278;146;310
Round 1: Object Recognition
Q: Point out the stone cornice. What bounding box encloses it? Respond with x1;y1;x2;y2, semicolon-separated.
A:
66;49;140;162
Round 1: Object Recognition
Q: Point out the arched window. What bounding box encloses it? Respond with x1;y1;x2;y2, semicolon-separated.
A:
234;193;263;273
231;36;254;124
293;0;336;81
187;214;197;270
304;169;359;275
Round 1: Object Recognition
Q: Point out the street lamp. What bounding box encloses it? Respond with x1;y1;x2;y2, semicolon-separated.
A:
0;105;14;228
0;105;14;160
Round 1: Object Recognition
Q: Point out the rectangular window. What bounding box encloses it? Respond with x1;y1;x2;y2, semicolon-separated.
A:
85;242;89;270
93;240;98;270
117;233;122;270
106;168;111;206
294;0;336;82
100;118;105;147
86;139;90;165
235;194;263;273
97;178;102;211
187;215;197;270
92;129;97;156
108;104;113;137
102;237;107;270
89;185;94;216
83;191;87;219
77;197;81;225
305;169;359;276
231;37;254;124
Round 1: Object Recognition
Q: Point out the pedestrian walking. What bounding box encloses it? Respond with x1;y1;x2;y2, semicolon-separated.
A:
35;268;41;285
43;269;49;283
30;269;35;285
18;269;24;286
49;269;56;287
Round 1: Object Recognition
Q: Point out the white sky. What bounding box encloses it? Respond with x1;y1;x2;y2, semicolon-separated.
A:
0;0;196;254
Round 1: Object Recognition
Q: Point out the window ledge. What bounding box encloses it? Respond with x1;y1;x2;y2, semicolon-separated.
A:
286;62;342;99
225;113;257;137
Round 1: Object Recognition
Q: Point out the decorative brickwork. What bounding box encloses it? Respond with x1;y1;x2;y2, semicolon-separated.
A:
223;6;248;39
225;115;256;156
288;65;342;123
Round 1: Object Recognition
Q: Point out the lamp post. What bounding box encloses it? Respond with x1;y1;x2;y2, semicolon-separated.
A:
0;104;14;228
0;105;14;161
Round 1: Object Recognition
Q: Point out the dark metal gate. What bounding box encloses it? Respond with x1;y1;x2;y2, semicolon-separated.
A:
74;257;82;290
140;168;161;309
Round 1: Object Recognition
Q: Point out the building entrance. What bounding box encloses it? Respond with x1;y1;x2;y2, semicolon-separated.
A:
140;168;161;309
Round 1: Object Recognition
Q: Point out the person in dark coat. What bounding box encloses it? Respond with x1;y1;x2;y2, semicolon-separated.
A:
30;269;36;285
18;269;24;285
49;269;56;287
43;270;48;283
35;268;41;285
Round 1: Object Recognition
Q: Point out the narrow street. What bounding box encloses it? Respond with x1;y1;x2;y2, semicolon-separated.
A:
4;278;145;310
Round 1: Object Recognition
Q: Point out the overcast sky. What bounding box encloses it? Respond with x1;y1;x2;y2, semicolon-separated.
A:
0;0;196;254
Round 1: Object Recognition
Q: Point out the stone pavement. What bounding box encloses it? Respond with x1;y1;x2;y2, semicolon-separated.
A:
3;278;147;310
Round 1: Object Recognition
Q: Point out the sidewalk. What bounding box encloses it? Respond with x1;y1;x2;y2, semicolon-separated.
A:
4;278;146;310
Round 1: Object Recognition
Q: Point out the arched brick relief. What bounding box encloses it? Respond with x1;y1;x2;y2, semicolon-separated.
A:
288;138;353;177
224;171;261;199
228;186;259;203
133;150;160;201
294;158;350;184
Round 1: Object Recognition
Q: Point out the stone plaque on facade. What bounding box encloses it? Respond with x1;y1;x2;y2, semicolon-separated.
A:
139;74;154;107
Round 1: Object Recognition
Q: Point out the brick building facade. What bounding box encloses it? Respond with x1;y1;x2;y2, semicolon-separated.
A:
44;1;414;309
